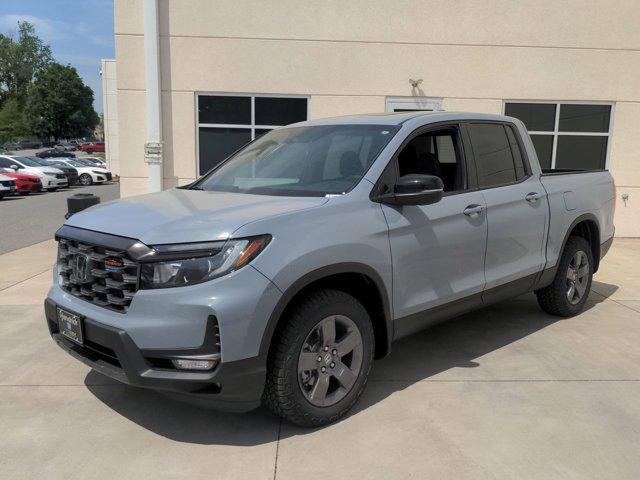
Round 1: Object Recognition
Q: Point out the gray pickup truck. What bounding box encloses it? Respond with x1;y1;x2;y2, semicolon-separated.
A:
45;112;615;426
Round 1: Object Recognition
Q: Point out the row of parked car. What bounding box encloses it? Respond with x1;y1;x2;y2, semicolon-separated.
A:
2;139;105;154
0;154;113;200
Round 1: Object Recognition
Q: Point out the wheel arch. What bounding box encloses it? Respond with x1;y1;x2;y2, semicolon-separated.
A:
563;213;601;272
259;263;393;361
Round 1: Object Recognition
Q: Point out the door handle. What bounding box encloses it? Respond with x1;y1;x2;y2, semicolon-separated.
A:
463;204;485;217
525;192;543;203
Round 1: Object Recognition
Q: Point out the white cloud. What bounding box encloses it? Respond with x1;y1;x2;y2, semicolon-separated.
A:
0;14;69;42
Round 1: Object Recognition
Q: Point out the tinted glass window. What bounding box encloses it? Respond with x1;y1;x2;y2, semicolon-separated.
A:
255;97;307;126
255;128;272;138
559;104;611;133
504;103;556;131
505;126;527;180
555;136;607;170
529;135;553;169
196;125;398;196
198;96;251;124
468;124;516;187
199;127;251;174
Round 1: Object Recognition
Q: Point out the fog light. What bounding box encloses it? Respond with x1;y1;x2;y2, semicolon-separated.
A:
171;359;217;371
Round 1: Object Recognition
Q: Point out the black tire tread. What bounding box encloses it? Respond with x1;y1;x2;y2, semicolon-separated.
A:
263;289;374;427
536;236;593;317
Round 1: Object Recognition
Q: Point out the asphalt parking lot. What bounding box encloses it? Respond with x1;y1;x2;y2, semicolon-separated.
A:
1;238;639;479
0;182;120;255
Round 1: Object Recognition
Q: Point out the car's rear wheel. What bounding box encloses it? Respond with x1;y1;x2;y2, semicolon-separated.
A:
78;173;93;186
264;289;374;427
19;192;29;196
536;236;593;317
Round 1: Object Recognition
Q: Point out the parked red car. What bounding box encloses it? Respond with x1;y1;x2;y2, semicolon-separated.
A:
80;142;105;153
0;169;42;195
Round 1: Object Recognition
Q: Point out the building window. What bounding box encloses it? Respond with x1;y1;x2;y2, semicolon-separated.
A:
197;94;308;175
503;102;612;170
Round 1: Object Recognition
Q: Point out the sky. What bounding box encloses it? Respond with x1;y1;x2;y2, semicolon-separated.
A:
0;0;115;114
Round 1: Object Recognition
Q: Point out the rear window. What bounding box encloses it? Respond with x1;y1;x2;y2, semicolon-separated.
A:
468;124;518;188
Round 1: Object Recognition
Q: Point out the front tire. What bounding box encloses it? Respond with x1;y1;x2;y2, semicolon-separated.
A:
78;173;93;186
536;236;593;317
264;289;374;427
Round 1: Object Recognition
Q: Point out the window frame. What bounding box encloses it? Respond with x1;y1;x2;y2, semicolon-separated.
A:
502;100;614;170
195;92;309;176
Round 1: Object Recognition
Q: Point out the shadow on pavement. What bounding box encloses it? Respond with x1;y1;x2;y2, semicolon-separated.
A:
85;283;618;445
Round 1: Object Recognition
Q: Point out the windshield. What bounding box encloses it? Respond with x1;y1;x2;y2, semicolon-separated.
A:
194;124;399;197
66;160;84;167
11;156;42;167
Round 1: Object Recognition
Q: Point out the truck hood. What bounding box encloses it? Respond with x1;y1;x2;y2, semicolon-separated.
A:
65;188;329;244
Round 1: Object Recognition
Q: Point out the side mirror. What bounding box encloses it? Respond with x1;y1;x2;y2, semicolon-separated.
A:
10;164;19;170
388;174;444;206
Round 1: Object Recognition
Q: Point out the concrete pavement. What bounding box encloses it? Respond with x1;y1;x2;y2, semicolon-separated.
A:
1;240;639;479
0;182;120;254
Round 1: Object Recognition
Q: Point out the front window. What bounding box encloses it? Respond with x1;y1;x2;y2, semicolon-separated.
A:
194;124;399;197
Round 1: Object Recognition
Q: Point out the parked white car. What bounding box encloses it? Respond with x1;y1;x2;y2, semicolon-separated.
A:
44;158;112;186
0;155;68;191
0;173;17;199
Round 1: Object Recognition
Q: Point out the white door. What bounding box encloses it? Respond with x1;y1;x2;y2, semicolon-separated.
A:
386;97;443;113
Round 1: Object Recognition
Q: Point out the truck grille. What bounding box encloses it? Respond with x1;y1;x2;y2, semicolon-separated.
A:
57;239;139;313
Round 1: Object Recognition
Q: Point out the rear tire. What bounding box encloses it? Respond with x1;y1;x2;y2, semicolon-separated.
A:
264;289;374;427
536;236;593;317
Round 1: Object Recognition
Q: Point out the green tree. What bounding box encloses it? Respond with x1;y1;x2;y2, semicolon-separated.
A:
0;21;53;107
0;98;29;143
25;63;99;141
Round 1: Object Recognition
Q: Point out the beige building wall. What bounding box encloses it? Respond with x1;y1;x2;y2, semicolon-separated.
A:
100;59;119;175
114;0;640;236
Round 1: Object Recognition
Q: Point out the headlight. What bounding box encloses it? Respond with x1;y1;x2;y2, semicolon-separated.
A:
140;235;271;289
92;170;103;174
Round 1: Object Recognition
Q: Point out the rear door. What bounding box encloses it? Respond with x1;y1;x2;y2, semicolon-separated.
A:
378;123;487;334
465;122;548;294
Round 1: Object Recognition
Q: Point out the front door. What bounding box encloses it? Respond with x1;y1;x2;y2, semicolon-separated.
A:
379;124;487;337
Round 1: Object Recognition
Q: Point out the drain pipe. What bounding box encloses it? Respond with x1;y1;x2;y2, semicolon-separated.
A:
143;0;163;192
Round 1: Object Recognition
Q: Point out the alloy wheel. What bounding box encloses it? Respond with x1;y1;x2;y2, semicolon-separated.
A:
297;315;363;407
566;250;589;305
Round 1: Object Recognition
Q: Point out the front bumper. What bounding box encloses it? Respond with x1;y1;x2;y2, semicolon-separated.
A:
43;178;68;188
45;298;266;411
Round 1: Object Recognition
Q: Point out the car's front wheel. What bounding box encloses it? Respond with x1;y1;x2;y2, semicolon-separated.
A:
78;173;93;186
264;289;374;427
